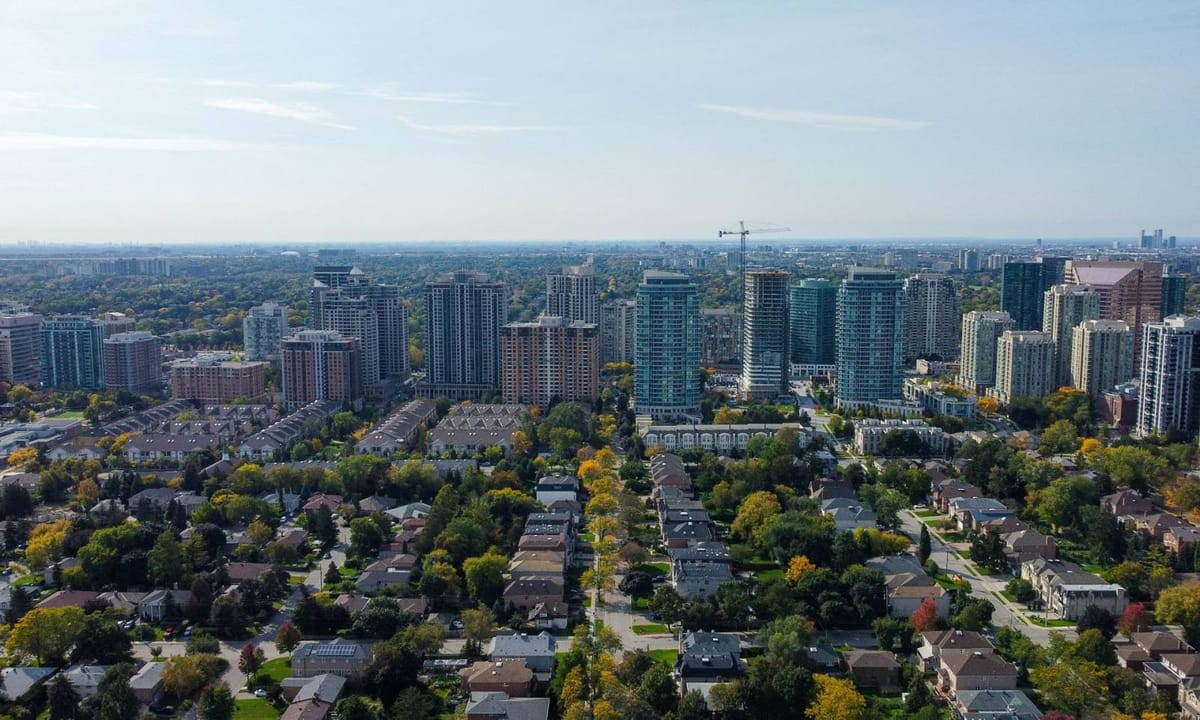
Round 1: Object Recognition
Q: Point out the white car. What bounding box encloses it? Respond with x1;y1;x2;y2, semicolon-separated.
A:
254;689;268;698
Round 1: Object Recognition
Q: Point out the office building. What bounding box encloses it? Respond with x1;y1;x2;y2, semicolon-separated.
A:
1038;256;1069;288
243;302;289;362
40;315;105;390
599;300;636;366
1136;316;1200;438
1065;260;1163;365
281;330;362;411
789;279;836;365
634;271;701;419
1163;275;1188;318
903;274;959;362
103;331;162;394
958;311;1015;393
1001;261;1049;330
546;261;598;324
420;271;508;400
835;268;905;411
1042;284;1102;387
700;309;741;368
1071;320;1133;397
0;304;42;388
994;331;1055;404
169;353;268;404
1141;229;1166;250
500;316;598;406
740;270;789;401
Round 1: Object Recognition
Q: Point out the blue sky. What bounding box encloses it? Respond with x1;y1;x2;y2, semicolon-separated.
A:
0;1;1196;244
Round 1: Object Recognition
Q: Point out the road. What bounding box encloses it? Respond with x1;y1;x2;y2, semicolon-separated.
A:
896;509;1068;645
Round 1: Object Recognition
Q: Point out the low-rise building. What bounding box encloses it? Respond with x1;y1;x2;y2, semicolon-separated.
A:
465;692;551;720
459;660;534;697
844;650;901;693
291;638;374;680
502;578;564;613
488;632;557;682
129;661;165;706
954;690;1042;720
938;651;1017;695
1021;558;1128;620
853;418;946;456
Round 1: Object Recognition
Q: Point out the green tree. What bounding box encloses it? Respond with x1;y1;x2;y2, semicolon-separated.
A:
1038;419;1080;456
95;664;139;720
1155;582;1200;646
349;516;385;557
918;525;932;564
199;683;235;720
648;586;684;629
72;616;133;665
147;531;188;587
1029;661;1108;718
335;696;383;720
463;550;508;605
1005;578;1036;603
47;673;80;720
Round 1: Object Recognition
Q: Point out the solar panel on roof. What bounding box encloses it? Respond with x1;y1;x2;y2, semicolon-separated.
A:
312;644;357;657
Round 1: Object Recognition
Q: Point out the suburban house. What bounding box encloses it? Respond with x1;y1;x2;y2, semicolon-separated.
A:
938;651;1018;694
0;668;56;703
670;541;734;598
1145;653;1200;693
932;480;984;513
359;495;397;513
1020;558;1128;620
302;494;344;513
138;589;191;623
535;475;579;506
502;578;564;613
918;630;994;672
844;651;901;694
63;665;109;699
355;569;412;594
824;504;879;532
386;502;432;522
949;497;1015;532
885;573;950;619
129;661;165;706
526;602;569;630
465;692;551;720
674;631;744;685
954;690;1042;720
459;660;534;697
291;638;374;680
1102;489;1153;516
1164;525;1200;556
1002;529;1057;568
488;632;557;682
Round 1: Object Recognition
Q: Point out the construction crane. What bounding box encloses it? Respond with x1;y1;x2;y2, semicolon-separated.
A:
719;220;790;317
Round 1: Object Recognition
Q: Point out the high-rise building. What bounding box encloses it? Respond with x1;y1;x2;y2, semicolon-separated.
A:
319;293;381;387
1001;261;1049;330
903;274;960;362
281;330;362;411
634;271;701;419
40;315;105;389
420;271;508;400
364;284;410;379
835;267;905;410
0;304;43;388
599;300;636;366
1065;260;1163;365
789;279;836;366
1042;284;1102;387
243;302;289;362
1038;256;1069;288
958;311;1015;393
994;331;1055;404
740;270;789;401
169;353;268;404
1141;229;1166;249
700;309;741;368
500;316;599;406
1162;275;1188;318
103;331;162;394
309;265;370;325
1137;316;1200;438
958;249;981;272
309;267;409;389
97;312;136;338
1071;320;1133;397
546;261;598;324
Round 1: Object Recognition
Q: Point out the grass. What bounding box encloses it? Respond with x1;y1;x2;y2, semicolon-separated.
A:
632;597;649;610
913;509;940;518
756;568;785;581
1027;616;1077;628
12;575;38;587
648;649;678;667
287;574;306;585
53;410;85;419
632;623;669;635
633;562;669;577
234;698;281;719
257;657;291;684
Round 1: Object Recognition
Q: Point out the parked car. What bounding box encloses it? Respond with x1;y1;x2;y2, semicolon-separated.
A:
254;689;267;698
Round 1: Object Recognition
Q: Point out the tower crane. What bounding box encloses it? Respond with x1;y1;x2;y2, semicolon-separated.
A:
719;220;790;317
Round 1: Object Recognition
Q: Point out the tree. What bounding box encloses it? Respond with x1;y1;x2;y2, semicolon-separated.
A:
199;683;235;720
731;491;782;542
636;663;679;715
910;597;940;632
460;606;495;644
325;561;341;586
619;571;654;599
6;605;85;665
806;674;867;720
1039;419;1080;456
1005;578;1036;603
1029;661;1108;718
463;550;508;606
209;594;247;639
275;620;302;653
786;555;817;583
676;690;710;720
94;664;139;720
361;640;422;707
1075;605;1117;639
349;516;385;558
162;654;224;699
1068;628;1116;666
47;673;80;720
1154;582;1200;646
918;525;932;564
72;616;133;665
1117;602;1153;637
648;586;684;628
238;642;265;682
147;531;188;587
336;696;383;720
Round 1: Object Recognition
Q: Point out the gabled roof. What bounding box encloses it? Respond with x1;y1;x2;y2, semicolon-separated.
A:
488;632;557;659
844;650;900;669
940;651;1017;677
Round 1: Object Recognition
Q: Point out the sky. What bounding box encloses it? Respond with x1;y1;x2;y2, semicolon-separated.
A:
0;1;1196;245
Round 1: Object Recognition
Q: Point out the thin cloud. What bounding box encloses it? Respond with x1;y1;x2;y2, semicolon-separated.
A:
363;88;506;105
196;79;257;88
0;90;98;112
0;133;265;151
275;81;342;92
396;115;557;135
698;103;929;131
204;97;356;130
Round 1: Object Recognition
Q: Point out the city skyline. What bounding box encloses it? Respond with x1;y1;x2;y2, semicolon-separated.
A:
2;2;1196;245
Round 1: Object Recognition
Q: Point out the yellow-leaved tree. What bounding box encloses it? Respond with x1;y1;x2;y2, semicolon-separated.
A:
807;674;867;720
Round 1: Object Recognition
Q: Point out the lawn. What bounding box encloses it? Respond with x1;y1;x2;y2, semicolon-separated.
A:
648;649;678;667
913;509;940;518
12;575;38;587
53;410;85;419
756;568;785;581
632;597;649;610
1027;616;1077;628
257;657;291;684
287;574;306;585
632;624;668;635
234;698;281;719
632;562;669;577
